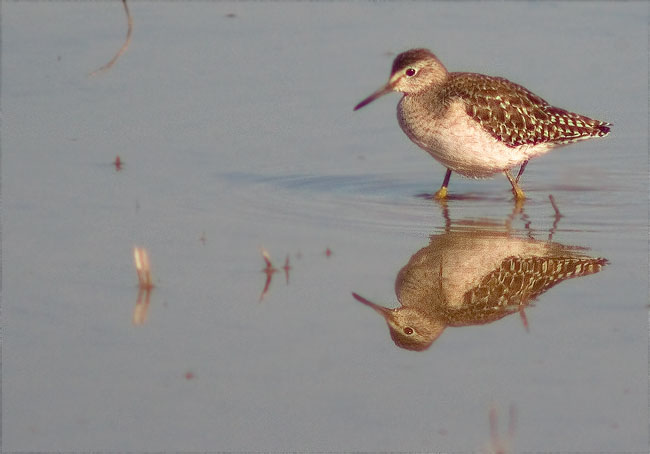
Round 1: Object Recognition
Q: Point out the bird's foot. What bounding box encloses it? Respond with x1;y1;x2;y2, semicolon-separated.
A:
512;186;526;200
433;187;448;199
505;169;526;201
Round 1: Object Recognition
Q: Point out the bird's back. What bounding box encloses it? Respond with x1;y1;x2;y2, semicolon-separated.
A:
442;72;611;148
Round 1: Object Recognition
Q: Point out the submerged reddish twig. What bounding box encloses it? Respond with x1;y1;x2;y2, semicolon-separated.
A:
259;247;277;302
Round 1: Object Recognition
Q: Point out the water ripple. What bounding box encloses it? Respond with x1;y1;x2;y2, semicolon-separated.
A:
216;171;441;234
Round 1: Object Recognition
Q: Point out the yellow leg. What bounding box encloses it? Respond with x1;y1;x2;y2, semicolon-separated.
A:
504;169;526;200
433;186;448;199
434;169;452;199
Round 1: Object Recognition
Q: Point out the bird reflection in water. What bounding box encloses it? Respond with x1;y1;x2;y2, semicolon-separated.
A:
353;202;607;351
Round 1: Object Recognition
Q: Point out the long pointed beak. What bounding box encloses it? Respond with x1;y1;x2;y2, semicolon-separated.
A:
352;292;392;317
353;82;394;111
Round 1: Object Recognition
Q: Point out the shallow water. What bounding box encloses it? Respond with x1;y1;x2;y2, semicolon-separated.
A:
3;2;648;452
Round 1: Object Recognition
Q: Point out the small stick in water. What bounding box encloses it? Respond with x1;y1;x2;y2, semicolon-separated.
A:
134;246;153;289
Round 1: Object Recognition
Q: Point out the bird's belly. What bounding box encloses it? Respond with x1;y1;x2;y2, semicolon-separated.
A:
398;101;551;178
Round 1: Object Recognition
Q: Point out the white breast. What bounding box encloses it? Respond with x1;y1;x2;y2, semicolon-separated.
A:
397;98;553;178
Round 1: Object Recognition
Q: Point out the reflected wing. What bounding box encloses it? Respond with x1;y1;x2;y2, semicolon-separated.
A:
447;255;608;325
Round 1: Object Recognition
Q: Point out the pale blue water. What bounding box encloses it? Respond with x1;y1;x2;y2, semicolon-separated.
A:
3;2;648;452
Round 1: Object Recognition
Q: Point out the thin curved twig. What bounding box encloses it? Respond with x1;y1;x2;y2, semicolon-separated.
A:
89;0;133;76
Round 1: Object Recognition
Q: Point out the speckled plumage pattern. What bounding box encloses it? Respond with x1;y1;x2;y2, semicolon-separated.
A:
444;73;611;147
354;48;611;198
454;255;608;325
353;228;608;351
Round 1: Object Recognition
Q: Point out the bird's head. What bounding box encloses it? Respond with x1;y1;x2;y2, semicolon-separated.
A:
352;292;445;351
354;48;448;111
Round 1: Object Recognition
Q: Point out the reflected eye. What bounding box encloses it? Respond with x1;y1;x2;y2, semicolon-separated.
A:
405;68;416;77
404;327;414;335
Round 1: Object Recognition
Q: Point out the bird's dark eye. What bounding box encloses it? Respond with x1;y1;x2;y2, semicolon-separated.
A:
405;68;416;77
404;327;414;335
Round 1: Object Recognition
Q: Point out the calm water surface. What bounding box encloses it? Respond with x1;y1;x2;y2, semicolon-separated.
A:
3;2;648;452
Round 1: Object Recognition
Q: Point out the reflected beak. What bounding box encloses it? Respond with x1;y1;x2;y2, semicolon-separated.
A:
353;82;395;111
352;292;392;317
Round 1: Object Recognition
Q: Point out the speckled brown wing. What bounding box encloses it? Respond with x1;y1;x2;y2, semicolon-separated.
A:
445;73;611;147
444;255;608;326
